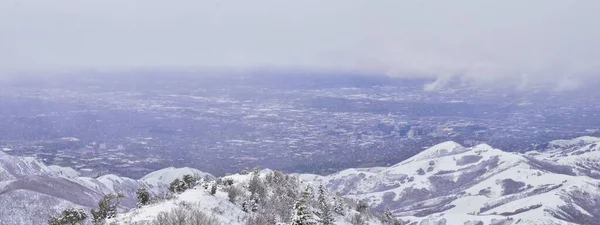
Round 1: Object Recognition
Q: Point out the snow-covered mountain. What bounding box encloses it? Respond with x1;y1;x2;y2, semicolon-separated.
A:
300;136;600;225
0;150;210;225
2;136;600;225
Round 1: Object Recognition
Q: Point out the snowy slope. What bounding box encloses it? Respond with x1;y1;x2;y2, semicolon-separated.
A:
0;151;210;225
301;137;600;225
110;185;248;225
48;165;81;179
141;167;213;189
0;152;58;180
111;171;389;225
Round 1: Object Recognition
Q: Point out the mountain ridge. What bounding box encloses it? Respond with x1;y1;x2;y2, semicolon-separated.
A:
300;136;600;225
0;150;210;225
2;136;600;224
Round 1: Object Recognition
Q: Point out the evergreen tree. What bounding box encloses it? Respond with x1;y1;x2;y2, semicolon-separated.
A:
317;185;335;225
248;166;266;201
210;183;218;195
251;197;260;212
223;178;235;186
242;200;249;213
169;178;187;193
253;166;260;175
136;187;150;207
182;174;197;189
227;186;240;203
241;168;250;175
48;208;87;225
91;193;124;224
350;213;366;225
356;200;368;213
333;196;345;216
292;186;316;225
305;184;315;200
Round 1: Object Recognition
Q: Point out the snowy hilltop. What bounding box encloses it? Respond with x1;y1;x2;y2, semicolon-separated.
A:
109;169;395;225
301;136;600;225
0;149;210;225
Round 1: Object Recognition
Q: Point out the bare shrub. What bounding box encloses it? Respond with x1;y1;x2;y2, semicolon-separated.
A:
150;205;221;225
225;186;243;203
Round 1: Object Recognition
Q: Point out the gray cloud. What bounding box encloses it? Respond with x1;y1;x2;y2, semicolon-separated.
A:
1;0;599;89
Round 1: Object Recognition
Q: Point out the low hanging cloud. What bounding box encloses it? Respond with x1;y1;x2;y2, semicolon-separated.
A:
1;0;599;89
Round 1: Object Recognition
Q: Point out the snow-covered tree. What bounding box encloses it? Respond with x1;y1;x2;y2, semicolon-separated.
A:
210;183;218;195
251;197;260;213
91;193;124;224
292;186;317;225
317;185;335;225
136;187;150;207
356;200;368;213
48;208;87;225
350;213;366;225
226;185;242;203
169;178;187;193
241;168;250;175
223;178;235;186
204;174;212;182
182;174;198;189
333;196;345;216
248;167;266;201
242;200;249;213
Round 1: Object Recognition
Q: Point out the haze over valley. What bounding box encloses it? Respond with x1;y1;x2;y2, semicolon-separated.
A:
2;73;599;179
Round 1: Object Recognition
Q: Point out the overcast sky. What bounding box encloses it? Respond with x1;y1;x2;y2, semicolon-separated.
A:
1;0;599;88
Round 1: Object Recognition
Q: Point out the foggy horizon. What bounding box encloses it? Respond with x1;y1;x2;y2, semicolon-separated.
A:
2;0;600;90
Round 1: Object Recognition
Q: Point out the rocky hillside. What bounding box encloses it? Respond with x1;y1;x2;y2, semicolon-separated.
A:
300;136;600;225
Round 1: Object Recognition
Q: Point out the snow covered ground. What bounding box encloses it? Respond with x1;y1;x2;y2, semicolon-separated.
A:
301;136;600;225
0;150;205;225
110;172;388;225
2;136;600;225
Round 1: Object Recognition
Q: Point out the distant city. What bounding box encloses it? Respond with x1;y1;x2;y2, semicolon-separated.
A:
1;73;599;178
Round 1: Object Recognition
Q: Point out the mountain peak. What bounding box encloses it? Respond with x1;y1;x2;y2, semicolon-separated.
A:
548;136;600;150
404;141;464;163
140;167;213;188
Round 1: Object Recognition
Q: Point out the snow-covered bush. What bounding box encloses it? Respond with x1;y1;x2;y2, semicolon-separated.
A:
48;208;87;225
151;205;220;225
91;193;124;224
136;188;151;207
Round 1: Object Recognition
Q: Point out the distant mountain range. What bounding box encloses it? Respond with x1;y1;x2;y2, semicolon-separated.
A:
1;136;599;225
